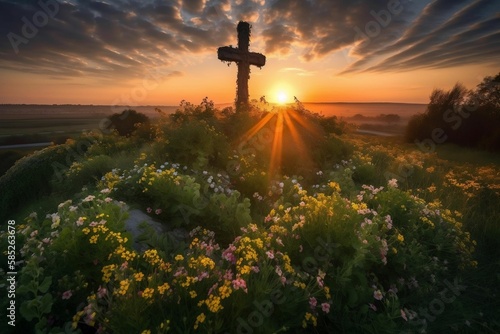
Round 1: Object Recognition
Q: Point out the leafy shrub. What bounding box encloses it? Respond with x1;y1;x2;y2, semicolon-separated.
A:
160;119;230;170
1;176;477;333
405;74;500;151
54;155;115;194
0;191;130;332
109;109;149;137
0;150;25;176
0;137;92;223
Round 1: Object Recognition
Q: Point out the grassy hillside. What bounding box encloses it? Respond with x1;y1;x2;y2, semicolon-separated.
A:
0;102;498;333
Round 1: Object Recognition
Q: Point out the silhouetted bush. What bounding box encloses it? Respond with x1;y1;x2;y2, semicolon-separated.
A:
0;150;24;176
405;73;500;151
109;109;149;137
0;138;92;223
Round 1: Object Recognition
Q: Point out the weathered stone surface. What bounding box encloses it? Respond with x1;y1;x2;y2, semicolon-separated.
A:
124;209;188;251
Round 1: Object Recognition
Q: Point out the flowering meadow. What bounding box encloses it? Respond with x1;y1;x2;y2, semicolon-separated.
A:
0;101;498;333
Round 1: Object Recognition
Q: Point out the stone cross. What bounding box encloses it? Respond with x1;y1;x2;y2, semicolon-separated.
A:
218;21;266;110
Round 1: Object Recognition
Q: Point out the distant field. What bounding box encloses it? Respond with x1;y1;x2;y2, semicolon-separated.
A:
0;105;179;146
0;103;421;146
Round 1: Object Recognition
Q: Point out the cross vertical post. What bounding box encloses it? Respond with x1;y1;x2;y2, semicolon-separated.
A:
218;21;266;111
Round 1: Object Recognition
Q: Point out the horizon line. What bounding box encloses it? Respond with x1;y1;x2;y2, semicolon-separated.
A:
0;101;427;107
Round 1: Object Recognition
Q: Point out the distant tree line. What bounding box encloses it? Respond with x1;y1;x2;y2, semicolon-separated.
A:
405;73;500;151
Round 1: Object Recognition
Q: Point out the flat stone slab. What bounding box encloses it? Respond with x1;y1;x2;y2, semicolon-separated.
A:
124;209;188;251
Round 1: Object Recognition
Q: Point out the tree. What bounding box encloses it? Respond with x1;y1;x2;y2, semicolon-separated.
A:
109;109;149;137
470;72;500;110
405;75;500;151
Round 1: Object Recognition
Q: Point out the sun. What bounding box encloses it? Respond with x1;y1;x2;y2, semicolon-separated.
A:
277;91;288;104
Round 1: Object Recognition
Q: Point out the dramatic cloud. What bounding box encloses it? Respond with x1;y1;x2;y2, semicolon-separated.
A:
0;0;498;80
341;0;500;73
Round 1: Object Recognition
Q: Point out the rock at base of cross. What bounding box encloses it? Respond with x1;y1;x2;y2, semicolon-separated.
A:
124;209;188;252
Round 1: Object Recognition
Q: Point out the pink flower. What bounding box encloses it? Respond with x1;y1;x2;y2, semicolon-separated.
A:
321;302;330;313
385;215;393;229
316;276;324;288
401;309;408;321
155;209;162;215
83;195;95;202
276;237;284;247
373;290;383;300
232;277;248;293
76;217;85;226
198;271;209;281
369;303;377;311
388;178;398;188
62;290;72;300
222;245;237;263
223;269;234;281
208;283;218;296
309;297;317;309
146;207;152;213
97;286;107;298
120;261;128;270
251;266;260;273
266;251;275;259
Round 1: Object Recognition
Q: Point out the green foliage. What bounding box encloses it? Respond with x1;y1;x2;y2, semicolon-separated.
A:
109;109;149;137
406;73;500;151
0;191;130;331
164;119;230;170
0;140;83;223
0;150;25;176
1;98;497;333
169;98;218;128
103;162;252;243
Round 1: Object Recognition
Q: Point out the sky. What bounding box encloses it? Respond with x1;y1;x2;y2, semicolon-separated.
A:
0;0;498;105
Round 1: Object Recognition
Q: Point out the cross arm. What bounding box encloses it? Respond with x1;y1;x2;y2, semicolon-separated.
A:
218;46;266;67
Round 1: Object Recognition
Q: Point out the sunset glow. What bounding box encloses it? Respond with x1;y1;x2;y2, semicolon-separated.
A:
276;91;288;104
0;1;498;105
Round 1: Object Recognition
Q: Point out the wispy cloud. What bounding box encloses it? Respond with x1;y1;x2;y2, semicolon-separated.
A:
0;0;497;80
278;67;315;76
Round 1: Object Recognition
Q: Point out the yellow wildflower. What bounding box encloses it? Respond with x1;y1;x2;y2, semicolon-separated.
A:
397;233;404;243
194;313;206;329
134;272;145;282
116;279;130;295
205;295;223;313
218;285;232;299
89;235;99;244
158;282;170;295
142;288;154;299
